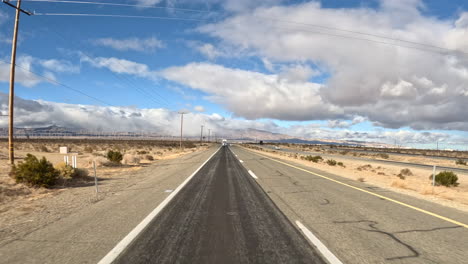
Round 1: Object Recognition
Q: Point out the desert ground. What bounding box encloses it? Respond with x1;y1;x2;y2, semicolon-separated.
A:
243;144;468;213
0;139;209;212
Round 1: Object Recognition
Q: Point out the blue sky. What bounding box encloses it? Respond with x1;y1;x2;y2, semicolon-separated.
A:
1;0;468;149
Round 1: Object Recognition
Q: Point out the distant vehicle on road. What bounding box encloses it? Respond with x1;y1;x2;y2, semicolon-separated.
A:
274;146;281;150
222;139;228;146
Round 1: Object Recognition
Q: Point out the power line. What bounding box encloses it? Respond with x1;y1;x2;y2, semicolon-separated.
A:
0;58;114;106
19;0;212;13
35;18;174;108
33;13;207;22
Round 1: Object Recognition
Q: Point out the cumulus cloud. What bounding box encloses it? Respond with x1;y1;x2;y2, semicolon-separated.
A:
195;43;223;60
197;0;468;131
0;93;465;146
81;56;158;81
92;37;164;52
161;62;344;120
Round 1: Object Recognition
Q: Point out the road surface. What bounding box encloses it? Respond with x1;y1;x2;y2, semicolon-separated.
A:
113;146;324;263
230;145;468;263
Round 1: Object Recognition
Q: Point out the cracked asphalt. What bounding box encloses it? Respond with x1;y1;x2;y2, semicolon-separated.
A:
232;145;468;264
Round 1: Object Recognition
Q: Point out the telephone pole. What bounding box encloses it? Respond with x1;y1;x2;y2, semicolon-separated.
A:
208;129;211;142
200;125;204;145
3;0;32;165
178;111;189;150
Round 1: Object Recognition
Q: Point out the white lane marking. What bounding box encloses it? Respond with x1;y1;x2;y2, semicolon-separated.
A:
296;221;343;264
239;159;244;163
248;170;258;179
98;147;221;264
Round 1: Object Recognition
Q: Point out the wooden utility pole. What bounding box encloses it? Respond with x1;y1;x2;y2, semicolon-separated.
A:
208;129;211;142
178;111;188;150
200;125;203;145
7;0;21;164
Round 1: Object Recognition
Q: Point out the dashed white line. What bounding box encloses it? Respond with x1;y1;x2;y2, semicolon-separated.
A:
295;221;343;264
98;147;221;264
248;170;258;179
239;159;244;163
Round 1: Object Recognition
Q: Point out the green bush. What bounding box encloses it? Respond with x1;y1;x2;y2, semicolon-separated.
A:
455;159;467;166
326;159;337;166
303;155;323;163
429;171;459;187
378;153;390;159
12;154;59;188
107;150;123;164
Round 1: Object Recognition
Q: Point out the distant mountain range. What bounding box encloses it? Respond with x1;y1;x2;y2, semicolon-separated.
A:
0;126;391;147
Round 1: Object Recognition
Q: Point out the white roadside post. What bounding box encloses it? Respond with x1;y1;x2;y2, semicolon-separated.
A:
432;165;437;193
93;161;99;197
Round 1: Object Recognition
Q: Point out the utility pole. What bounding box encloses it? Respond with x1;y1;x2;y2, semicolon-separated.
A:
200;125;204;145
208;129;211;142
3;0;31;165
178;111;189;150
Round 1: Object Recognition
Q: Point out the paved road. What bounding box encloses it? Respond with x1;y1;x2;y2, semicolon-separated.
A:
232;145;468;263
261;145;468;174
114;146;324;264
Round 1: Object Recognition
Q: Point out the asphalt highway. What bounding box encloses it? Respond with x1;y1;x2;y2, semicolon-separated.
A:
113;146;325;264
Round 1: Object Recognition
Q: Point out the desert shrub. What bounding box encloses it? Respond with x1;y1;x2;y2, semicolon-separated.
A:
73;168;89;178
303;155;323;163
184;141;196;148
358;177;365;182
12;154;59;188
378;153;390;159
455;159;467;166
55;162;74;179
326;159;337;166
167;147;173;151
137;150;148;155
107;150;123;164
337;162;345;167
123;154;140;165
84;146;94;153
357;164;372;171
55;162;89;179
400;168;413;176
429;171;459;187
146;155;154;161
40;145;49;152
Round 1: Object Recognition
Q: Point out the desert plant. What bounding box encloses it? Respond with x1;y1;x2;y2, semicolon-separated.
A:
400;168;413;176
337;162;345;167
55;162;75;179
303;155;323;163
378;153;390;159
326;159;337;166
137;150;148;155
455;159;467;166
39;145;49;152
107;150;123;164
429;171;459;187
146;155;154;161
12;154;59;188
84;146;94;153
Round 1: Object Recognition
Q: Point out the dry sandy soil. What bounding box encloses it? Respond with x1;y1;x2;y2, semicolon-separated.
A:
0;139;208;212
282;145;468;169
244;145;468;213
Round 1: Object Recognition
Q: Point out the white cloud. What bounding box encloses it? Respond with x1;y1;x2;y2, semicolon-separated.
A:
197;0;468;131
81;56;159;81
161;62;344;120
92;37;164;52
1;93;466;147
195;43;223;60
40;59;80;73
194;105;205;112
131;0;163;6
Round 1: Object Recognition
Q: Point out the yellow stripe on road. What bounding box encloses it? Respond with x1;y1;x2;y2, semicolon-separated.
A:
244;148;468;229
